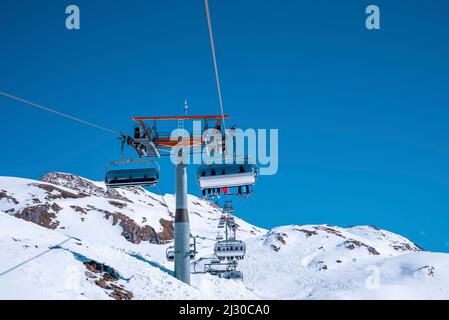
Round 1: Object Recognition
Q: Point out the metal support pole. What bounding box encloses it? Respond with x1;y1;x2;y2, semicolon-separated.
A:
174;154;190;284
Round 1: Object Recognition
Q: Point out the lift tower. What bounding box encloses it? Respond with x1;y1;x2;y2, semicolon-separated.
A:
174;151;190;284
174;101;190;284
131;113;229;285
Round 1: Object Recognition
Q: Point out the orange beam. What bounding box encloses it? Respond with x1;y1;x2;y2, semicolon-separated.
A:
133;115;230;121
155;137;204;148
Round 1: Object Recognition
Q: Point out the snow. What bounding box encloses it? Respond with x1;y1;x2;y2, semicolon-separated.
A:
239;225;448;299
1;173;449;299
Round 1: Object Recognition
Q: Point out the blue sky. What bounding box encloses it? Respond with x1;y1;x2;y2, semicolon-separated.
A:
0;1;448;252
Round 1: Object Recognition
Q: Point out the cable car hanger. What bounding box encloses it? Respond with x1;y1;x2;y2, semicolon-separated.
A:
130;115;230;154
104;135;161;189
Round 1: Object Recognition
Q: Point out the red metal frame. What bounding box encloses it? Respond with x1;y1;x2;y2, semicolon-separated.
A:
132;115;229;121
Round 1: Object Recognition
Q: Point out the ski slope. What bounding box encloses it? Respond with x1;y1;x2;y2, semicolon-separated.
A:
1;173;449;299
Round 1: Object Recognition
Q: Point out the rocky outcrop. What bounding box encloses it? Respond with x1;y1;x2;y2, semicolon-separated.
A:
31;183;88;200
262;230;288;251
15;204;61;229
340;239;380;255
85;205;158;244
314;226;345;238
84;260;133;300
5;174;174;245
391;242;423;252
295;229;318;238
158;218;174;244
0;190;19;205
40;172;130;202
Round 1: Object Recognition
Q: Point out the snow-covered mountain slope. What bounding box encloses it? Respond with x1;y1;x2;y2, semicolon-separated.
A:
240;225;449;299
1;172;449;299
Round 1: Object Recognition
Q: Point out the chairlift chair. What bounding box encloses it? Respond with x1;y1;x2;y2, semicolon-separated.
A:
204;258;238;275
166;246;175;262
197;157;258;195
165;239;197;262
214;239;246;261
105;159;160;188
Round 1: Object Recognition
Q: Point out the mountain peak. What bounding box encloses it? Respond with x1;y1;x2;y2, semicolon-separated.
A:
40;172;130;202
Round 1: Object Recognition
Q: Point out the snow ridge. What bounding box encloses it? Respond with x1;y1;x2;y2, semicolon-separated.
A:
0;173;448;299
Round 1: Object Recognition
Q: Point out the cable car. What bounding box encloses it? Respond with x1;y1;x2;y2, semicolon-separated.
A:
197;158;258;197
214;240;246;261
105;159;160;188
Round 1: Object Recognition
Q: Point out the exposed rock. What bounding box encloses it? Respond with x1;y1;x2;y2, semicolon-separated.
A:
87;205;159;244
84;260;120;279
109;201;127;209
40;172;130;202
0;190;19;205
109;286;134;301
83;260;133;300
262;230;288;249
367;246;380;255
315;226;346;238
31;183;88;200
138;192;166;207
276;233;287;245
416;265;435;277
392;242;423;253
340;239;380;255
158;218;174;244
295;229;318;238
70;206;88;215
318;263;328;271
50;203;62;213
15;204;60;229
